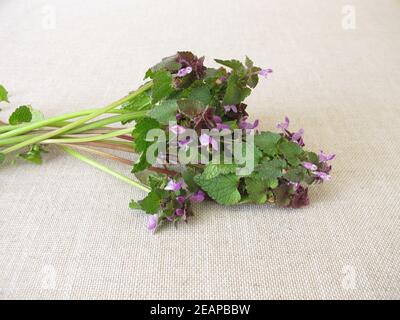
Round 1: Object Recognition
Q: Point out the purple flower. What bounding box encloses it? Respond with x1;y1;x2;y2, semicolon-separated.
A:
178;136;193;150
319;150;335;162
213;115;222;123
169;124;186;135
216;123;230;130
291;128;304;141
147;215;158;233
175;208;185;216
313;171;331;181
258;68;273;77
289;185;310;208
239;117;259;130
291;128;305;146
199;133;219;151
190;190;205;203
277;116;290;131
176;196;186;204
302;162;318;171
164;179;182;191
176;66;193;77
224;105;238;113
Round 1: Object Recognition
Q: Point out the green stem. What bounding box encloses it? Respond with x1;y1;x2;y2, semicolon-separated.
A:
0;134;39;146
67;111;147;134
60;145;150;192
0;110;129;134
0;109;100;138
2;82;152;154
44;127;133;144
63;144;134;166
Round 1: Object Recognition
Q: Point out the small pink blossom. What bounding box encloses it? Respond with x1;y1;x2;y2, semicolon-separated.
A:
176;196;186;204
147;215;158;233
199;133;219;151
175;208;185;216
302;162;318;171
177;66;192;77
313;171;331;181
164;179;182;191
239;117;259;130
258;68;273;77
277;116;290;131
224;105;238;113
319;150;335;162
190;190;205;203
169;124;186;135
178;136;193;150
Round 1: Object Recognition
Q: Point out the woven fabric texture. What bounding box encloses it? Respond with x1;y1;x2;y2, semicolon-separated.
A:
0;0;399;299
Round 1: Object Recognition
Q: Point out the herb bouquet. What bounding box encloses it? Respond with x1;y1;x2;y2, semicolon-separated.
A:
0;52;334;232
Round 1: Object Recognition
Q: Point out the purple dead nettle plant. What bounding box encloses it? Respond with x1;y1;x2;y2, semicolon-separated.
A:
0;52;334;233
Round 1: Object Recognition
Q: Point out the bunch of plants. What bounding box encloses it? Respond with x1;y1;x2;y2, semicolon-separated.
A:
0;52;334;232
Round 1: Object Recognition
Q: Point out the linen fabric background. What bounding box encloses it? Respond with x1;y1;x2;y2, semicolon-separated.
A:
0;0;399;299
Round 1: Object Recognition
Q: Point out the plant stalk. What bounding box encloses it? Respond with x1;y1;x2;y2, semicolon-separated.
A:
60;145;150;192
2;82;152;154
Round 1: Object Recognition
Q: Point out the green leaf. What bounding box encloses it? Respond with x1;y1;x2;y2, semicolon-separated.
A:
132;152;151;173
305;151;319;165
129;200;142;210
177;99;206;118
182;168;199;192
247;72;259;89
279;140;303;166
9;105;32;125
254;131;282;156
273;184;291;207
19;145;45;165
223;73;244;105
121;92;151;112
138;191;161;214
283;167;306;182
148;99;178;125
151;70;174;103
256;158;285;180
188;85;211;105
215;59;246;74
0;153;5;165
194;173;241;205
31;109;45;123
133;169;160;187
245;176;268;204
0;84;9;103
202;163;237;180
279;140;304;158
145;54;181;78
245;56;254;68
132;117;161;153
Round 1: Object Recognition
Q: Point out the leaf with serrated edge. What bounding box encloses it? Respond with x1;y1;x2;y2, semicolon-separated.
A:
194;174;241;205
9;105;32;125
148;99;178;125
0;85;9;103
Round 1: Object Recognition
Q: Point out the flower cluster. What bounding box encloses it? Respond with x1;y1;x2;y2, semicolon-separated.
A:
0;52;334;233
128;52;334;232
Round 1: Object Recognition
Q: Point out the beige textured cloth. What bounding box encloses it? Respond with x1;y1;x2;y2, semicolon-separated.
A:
0;0;399;300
